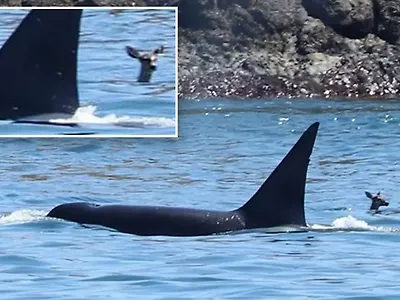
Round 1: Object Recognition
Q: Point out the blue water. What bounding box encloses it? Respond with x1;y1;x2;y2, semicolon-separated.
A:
2;98;400;299
0;9;177;137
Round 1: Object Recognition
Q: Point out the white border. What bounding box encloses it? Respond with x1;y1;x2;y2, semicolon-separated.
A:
0;7;179;138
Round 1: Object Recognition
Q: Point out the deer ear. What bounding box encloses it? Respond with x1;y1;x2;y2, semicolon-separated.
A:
365;191;373;199
126;46;140;59
153;46;165;55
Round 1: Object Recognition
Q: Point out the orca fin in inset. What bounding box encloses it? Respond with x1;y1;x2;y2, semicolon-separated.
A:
0;9;82;121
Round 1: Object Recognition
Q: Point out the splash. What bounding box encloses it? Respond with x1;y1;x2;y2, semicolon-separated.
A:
0;209;46;225
331;215;370;229
310;215;400;233
310;215;371;231
50;105;175;128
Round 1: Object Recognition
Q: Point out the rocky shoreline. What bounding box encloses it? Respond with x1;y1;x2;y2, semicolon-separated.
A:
2;0;400;100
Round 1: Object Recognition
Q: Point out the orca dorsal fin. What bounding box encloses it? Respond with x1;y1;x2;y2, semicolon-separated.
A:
239;122;319;228
0;9;82;120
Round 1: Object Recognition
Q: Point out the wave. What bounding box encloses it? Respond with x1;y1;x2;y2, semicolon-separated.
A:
50;105;175;128
310;215;400;233
0;209;47;225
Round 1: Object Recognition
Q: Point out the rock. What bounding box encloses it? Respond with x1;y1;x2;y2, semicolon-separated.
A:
374;0;400;44
1;0;400;99
2;0;22;5
302;0;375;38
306;52;342;76
251;0;307;33
179;0;220;30
296;17;351;55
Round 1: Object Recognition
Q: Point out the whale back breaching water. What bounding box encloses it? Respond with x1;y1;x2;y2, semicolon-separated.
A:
0;9;82;124
47;122;319;237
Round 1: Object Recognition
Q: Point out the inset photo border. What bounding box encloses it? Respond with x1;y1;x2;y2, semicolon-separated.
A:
0;7;178;138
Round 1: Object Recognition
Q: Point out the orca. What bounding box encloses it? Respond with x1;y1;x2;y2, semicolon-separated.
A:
47;122;319;237
0;9;82;126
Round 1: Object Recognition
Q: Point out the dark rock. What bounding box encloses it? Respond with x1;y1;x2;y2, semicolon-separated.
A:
302;0;375;39
248;0;308;34
374;0;400;44
296;17;351;55
1;0;400;100
75;0;99;5
179;0;220;30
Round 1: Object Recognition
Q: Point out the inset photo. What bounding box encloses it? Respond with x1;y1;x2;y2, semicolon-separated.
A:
0;7;177;137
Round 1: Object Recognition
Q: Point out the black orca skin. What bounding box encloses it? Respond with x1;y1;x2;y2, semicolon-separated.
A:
0;9;82;122
47;122;320;237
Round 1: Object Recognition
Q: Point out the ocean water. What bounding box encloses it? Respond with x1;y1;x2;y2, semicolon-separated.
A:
2;98;400;299
0;8;177;137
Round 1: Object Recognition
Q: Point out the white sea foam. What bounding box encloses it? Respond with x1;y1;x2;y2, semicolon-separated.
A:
310;215;400;233
0;209;46;225
310;215;372;231
50;105;175;128
331;215;370;229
